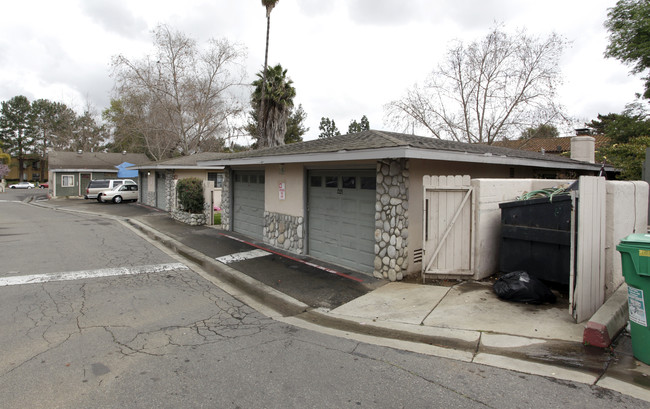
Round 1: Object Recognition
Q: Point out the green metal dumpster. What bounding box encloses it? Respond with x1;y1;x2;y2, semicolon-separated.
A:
616;234;650;365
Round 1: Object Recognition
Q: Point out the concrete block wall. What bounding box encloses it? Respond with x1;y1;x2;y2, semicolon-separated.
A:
471;179;573;279
471;178;648;304
605;181;648;297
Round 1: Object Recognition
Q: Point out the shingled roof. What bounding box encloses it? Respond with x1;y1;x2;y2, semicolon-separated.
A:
197;130;606;171
48;151;150;170
491;135;611;154
132;151;230;170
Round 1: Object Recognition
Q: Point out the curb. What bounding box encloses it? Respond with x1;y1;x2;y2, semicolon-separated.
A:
125;218;481;352
21;200;650;401
125;218;310;317
583;284;629;347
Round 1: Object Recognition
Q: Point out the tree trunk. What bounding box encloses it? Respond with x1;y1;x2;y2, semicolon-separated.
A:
258;14;272;147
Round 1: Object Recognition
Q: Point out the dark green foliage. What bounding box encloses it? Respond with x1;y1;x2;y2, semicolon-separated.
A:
587;106;650;143
176;177;204;214
519;124;559;139
284;104;308;144
318;117;341;138
601;136;650;179
250;64;297;147
348;115;370;134
247;101;307;146
605;0;650;98
0;95;35;181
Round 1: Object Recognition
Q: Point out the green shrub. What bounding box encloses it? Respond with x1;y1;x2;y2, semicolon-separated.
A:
176;178;204;214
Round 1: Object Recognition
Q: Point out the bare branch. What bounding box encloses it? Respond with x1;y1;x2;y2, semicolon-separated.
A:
385;26;567;144
109;24;247;158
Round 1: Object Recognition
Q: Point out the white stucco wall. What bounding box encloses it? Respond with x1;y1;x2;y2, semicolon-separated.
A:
264;163;304;217
605;180;649;297
145;172;155;193
434;178;648;303
406;159;567;278
175;169;208;180
471;179;574;279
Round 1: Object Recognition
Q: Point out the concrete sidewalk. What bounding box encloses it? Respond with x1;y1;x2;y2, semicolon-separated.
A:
34;198;650;402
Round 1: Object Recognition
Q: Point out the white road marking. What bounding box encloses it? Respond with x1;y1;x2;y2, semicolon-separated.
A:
215;249;270;264
0;263;188;287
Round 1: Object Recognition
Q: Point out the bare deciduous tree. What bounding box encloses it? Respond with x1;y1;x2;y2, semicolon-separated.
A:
386;26;568;144
110;24;247;159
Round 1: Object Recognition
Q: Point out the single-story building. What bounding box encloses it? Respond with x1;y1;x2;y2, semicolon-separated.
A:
132;152;228;223
47;151;149;198
198;130;608;280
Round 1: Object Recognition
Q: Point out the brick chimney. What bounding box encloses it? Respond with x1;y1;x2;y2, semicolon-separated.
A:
571;129;595;163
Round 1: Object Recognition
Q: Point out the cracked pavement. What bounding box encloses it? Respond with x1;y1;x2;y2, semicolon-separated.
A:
0;200;646;408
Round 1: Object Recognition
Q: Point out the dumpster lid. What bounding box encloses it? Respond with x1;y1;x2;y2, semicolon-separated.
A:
619;233;650;245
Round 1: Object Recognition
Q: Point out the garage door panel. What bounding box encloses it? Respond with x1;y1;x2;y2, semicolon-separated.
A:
233;171;264;239
308;170;375;273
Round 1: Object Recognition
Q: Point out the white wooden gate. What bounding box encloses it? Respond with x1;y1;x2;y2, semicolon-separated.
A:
572;176;607;322
422;175;474;282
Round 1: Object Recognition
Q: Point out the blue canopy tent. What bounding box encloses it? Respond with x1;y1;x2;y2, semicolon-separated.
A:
115;162;138;178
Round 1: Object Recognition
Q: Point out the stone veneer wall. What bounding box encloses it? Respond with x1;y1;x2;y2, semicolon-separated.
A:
171;209;206;226
263;212;304;254
374;159;409;281
139;174;156;207
220;169;232;230
162;171;175;211
146;191;156;207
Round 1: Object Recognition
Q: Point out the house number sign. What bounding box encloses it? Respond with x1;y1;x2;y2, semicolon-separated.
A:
278;182;286;200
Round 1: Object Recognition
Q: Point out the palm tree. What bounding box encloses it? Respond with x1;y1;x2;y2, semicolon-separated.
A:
251;64;295;147
259;0;280;145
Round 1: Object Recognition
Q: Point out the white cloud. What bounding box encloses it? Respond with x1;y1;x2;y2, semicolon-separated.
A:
0;0;643;141
80;0;148;38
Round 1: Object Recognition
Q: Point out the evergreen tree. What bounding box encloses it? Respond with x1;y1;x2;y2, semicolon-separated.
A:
348;115;370;134
0;96;35;181
318;117;341;138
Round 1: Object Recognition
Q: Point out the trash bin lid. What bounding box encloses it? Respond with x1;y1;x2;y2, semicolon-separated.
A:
620;233;650;246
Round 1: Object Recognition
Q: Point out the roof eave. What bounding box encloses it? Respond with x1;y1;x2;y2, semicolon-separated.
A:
50;168;118;173
198;146;603;171
129;165;224;170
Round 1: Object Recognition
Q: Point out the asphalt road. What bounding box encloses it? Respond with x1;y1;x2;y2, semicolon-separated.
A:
0;196;645;408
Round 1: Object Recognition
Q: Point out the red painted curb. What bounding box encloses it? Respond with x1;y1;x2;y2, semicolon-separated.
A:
583;321;611;348
218;232;364;283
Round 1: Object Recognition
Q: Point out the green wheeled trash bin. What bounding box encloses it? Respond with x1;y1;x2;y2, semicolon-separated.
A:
616;234;650;365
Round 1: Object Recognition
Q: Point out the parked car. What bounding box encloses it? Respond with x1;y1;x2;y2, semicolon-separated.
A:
9;182;35;189
39;183;49;189
98;183;139;203
85;179;136;200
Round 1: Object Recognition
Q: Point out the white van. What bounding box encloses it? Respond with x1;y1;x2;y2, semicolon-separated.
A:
85;179;136;200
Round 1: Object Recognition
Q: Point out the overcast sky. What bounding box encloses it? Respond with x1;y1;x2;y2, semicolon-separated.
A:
0;0;645;143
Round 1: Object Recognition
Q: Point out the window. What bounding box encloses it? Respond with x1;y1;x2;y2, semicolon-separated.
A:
62;175;74;187
208;172;224;188
310;176;322;187
325;176;338;188
342;176;356;189
361;177;376;190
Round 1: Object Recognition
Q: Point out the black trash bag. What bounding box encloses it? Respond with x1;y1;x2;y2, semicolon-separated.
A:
493;271;557;304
